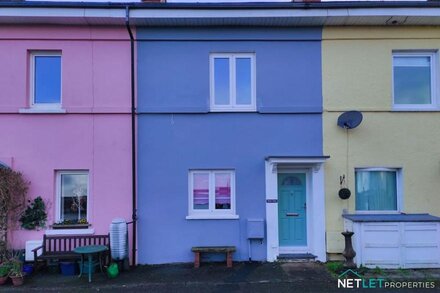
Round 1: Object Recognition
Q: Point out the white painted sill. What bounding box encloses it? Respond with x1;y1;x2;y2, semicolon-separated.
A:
392;106;440;112
210;108;256;113
19;108;66;114
45;228;95;236
186;214;239;220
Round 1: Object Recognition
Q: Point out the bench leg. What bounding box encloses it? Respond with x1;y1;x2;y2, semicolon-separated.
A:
194;252;200;269
226;252;233;268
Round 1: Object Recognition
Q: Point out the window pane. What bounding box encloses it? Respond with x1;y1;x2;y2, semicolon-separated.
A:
215;173;231;210
34;56;61;104
193;173;209;210
393;56;431;105
355;171;397;211
60;173;88;221
214;58;230;105
236;58;252;105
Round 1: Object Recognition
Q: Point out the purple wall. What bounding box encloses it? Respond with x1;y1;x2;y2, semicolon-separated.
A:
136;27;323;264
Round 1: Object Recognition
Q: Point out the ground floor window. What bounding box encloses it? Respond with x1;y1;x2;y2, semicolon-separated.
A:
355;168;401;212
188;170;236;218
56;171;89;223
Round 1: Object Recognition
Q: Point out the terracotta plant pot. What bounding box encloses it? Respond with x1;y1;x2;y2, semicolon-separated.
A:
10;276;24;286
0;276;8;285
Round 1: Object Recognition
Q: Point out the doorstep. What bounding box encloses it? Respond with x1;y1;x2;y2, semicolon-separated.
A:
278;253;317;262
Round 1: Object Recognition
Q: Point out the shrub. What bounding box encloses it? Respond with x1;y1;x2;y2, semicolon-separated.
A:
19;196;47;230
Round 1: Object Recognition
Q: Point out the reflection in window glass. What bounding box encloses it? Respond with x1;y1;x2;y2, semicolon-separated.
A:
236;58;252;105
393;56;431;105
193;173;209;210
60;173;88;221
214;58;230;105
215;173;231;210
34;55;61;104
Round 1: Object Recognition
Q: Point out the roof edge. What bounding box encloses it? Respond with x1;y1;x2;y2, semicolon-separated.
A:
0;1;439;10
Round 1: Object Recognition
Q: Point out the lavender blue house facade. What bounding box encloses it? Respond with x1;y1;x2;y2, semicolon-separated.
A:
136;27;327;264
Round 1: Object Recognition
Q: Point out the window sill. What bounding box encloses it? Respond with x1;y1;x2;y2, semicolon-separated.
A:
45;228;94;236
209;108;256;113
392;107;440;112
186;214;239;220
19;108;66;114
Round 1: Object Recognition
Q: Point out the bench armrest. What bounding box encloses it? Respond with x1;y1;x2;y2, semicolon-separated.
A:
32;245;43;253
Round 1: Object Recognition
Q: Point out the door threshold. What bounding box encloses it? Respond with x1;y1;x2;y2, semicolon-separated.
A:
277;253;317;262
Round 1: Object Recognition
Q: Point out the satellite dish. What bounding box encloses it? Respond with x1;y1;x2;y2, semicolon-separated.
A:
337;111;363;129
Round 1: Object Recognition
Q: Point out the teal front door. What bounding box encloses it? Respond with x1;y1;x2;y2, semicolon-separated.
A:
278;173;307;247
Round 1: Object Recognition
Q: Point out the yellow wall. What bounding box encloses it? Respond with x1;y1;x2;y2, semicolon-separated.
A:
323;26;440;255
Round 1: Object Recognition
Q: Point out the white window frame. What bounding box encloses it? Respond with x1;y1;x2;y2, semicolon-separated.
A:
354;167;403;214
392;51;438;111
187;170;238;220
30;51;63;110
55;170;90;223
210;53;256;112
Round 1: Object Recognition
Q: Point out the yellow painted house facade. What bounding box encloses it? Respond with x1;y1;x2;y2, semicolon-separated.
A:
323;27;440;267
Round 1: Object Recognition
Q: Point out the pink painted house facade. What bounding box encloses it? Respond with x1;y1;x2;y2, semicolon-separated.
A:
0;25;133;251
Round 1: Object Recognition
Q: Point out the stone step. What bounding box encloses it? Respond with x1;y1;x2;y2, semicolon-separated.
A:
277;253;317;262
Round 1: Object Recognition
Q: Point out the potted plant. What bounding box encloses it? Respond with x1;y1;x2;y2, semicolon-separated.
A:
51;218;90;229
9;259;24;286
19;196;47;230
0;262;10;285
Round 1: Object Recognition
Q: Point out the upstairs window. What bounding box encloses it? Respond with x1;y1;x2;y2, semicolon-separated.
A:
210;53;256;111
393;52;437;110
30;52;62;108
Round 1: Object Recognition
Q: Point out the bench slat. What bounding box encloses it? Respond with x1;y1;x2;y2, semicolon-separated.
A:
191;246;236;253
35;234;110;266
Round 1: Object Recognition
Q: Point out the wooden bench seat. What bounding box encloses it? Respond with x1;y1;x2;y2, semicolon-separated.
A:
32;234;110;269
191;246;236;268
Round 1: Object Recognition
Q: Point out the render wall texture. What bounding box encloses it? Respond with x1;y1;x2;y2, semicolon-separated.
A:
137;27;323;264
0;25;133;250
322;26;440;255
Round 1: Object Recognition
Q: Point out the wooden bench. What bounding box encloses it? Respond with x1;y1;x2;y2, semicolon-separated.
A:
32;234;110;268
191;246;236;268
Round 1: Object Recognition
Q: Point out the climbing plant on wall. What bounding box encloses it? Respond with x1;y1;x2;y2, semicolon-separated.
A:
0;168;28;261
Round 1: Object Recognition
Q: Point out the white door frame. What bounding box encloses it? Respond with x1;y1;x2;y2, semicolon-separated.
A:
265;157;327;262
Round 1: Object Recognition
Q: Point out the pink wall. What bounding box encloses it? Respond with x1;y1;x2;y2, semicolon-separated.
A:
0;25;133;256
0;25;131;113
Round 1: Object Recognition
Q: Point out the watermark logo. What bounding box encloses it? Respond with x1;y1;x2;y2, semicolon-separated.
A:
338;269;384;289
337;269;436;289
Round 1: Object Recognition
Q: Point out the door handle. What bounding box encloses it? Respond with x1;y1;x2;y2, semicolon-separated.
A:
286;213;299;217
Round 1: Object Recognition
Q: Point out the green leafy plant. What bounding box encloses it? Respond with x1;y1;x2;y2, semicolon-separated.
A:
78;218;88;224
357;264;368;275
8;258;23;278
372;266;384;275
54;219;88;225
19;197;47;230
0;263;10;277
326;261;344;274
